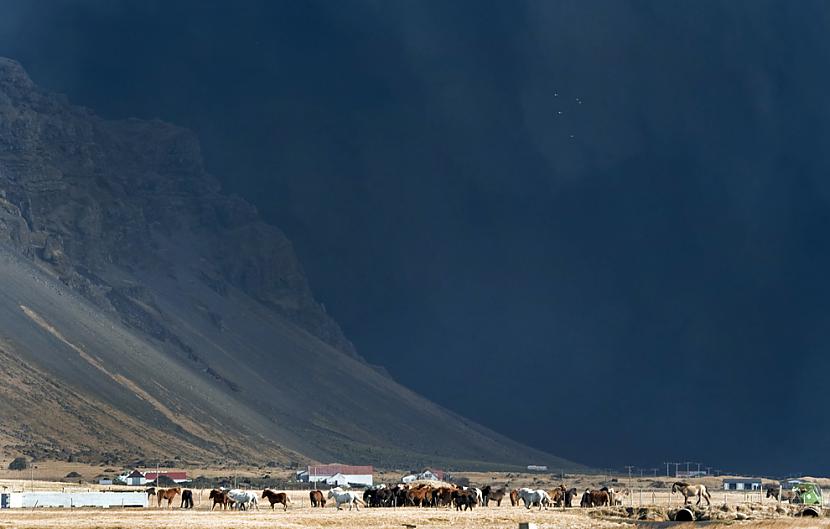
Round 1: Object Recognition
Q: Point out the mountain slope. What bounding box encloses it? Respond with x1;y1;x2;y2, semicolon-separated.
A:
0;57;582;471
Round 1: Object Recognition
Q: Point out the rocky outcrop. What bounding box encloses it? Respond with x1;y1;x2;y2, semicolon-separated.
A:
0;57;355;357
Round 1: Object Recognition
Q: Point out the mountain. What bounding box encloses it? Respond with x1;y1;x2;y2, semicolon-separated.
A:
0;57;581;471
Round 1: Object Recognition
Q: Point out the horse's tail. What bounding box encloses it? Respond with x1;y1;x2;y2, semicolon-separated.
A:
702;485;711;502
286;495;292;503
355;497;366;506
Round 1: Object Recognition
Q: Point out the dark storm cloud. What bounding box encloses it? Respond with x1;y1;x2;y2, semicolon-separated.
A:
2;0;830;475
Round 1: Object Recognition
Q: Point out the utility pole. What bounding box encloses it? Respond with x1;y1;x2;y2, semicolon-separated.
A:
663;462;671;477
674;462;680;478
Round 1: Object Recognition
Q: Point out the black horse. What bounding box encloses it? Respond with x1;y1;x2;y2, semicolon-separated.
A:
180;489;194;509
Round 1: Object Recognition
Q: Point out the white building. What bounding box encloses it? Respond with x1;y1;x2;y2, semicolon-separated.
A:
402;469;446;483
723;478;762;491
300;464;373;487
121;470;146;486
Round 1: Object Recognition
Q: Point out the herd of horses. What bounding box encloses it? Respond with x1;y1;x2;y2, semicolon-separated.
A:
143;480;716;512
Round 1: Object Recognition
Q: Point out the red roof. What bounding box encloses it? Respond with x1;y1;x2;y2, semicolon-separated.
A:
308;464;373;476
143;471;187;480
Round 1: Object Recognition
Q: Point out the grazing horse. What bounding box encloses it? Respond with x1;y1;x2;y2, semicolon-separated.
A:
209;489;230;510
180;489;194;509
328;487;365;511
309;489;326;507
767;487;798;503
518;488;551;510
672;482;711;506
509;489;520;506
261;489;291;511
145;487;156;498
227;489;258;510
156;487;181;508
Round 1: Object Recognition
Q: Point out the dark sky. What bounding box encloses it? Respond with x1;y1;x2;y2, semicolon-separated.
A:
2;0;830;476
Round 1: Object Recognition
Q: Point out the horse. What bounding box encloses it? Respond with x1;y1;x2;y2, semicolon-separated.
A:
180;489;194;509
518;488;551;510
145;487;156;498
564;487;578;508
580;489;610;507
549;486;565;507
482;486;506;507
209;489;231;510
406;484;433;507
261;489;291;511
156;487;181;508
328;487;365;511
451;488;478;511
309;489;327;507
672;482;711;506
766;487;798;503
227;489;259;510
509;489;520;506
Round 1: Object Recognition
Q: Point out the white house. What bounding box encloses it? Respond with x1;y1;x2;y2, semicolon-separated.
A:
301;464;373;487
121;470;146;486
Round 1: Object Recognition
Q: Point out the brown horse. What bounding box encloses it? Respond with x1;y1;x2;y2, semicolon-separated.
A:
262;489;291;511
309;489;326;508
209;489;231;510
156;487;181;508
509;489;520;506
580;489;610;507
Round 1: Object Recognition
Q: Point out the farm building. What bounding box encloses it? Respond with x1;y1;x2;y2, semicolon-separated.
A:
402;469;446;483
122;470;146;486
119;469;188;486
0;491;146;508
723;478;762;491
143;471;188;484
299;464;373;487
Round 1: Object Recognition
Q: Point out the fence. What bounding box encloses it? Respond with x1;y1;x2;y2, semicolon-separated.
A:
606;487;829;508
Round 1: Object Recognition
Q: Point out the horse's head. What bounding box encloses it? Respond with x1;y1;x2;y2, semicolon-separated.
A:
671;483;678;493
327;490;334;499
261;490;268;499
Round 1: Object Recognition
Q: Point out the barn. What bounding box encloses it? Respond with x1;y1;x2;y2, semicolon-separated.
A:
301;464;373;487
723;478;762;491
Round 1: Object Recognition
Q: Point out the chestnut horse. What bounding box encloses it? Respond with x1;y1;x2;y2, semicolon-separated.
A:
156;487;181;508
510;489;520;506
309;489;326;507
262;489;292;511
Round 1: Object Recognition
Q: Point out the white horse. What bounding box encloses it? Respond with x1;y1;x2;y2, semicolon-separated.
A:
227;489;259;510
327;487;366;511
518;488;551;510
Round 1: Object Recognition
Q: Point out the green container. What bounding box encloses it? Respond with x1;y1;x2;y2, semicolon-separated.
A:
794;483;823;506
